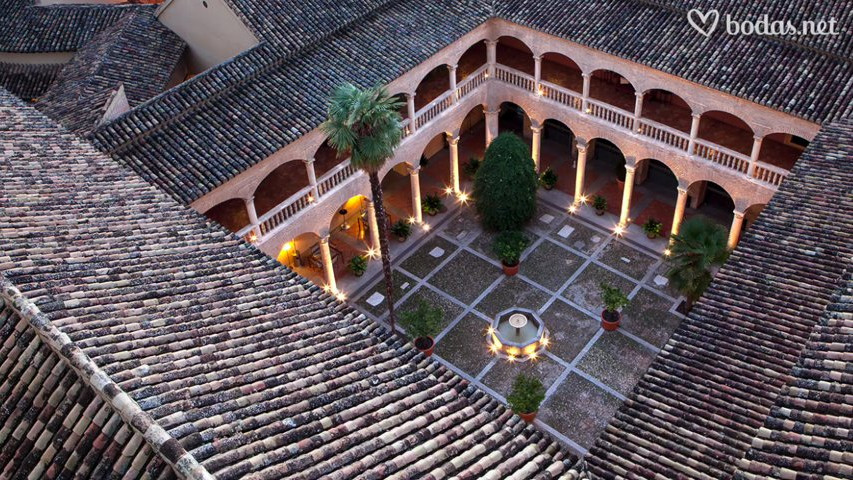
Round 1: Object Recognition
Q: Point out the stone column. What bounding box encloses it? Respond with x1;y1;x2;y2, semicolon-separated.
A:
448;132;461;193
749;135;763;177
485;39;497;77
531;123;543;173
581;72;591;112
410;166;423;224
619;164;636;226
320;234;337;293
366;199;381;252
245;196;261;239
633;91;644;132
484;106;499;147
406;93;417;133
533;54;542;93
728;210;745;250
574;140;588;204
448;64;458;103
670;186;689;236
304;158;319;200
687;112;701;155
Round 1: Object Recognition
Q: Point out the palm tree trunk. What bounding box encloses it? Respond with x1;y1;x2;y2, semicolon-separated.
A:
369;171;397;331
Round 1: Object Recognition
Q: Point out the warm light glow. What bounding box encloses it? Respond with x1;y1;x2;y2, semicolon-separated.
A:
421;223;431;232
486;326;495;336
613;225;625;236
457;192;470;204
568;204;578;214
507;354;517;362
585;108;592;114
580;195;589;205
408;216;417;225
484;72;489;79
522;344;537;355
366;247;378;259
248;232;258;243
444;186;454;196
335;291;347;302
323;284;332;293
307;194;315;203
507;347;521;356
489;343;499;354
664;248;672;257
536;86;544;96
528;352;538;361
282;241;293;252
540;336;550;348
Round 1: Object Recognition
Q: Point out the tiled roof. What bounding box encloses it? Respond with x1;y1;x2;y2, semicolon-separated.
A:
0;89;576;478
496;0;853;124
0;0;147;53
36;9;185;134
0;62;62;101
582;116;853;479
90;0;492;204
87;0;852;205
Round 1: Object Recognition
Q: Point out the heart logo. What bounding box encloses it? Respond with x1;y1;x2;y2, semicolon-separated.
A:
687;9;720;37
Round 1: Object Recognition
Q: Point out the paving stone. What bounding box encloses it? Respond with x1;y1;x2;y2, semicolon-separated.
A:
474;276;550;318
540;299;600;364
435;314;493;377
595;239;658;280
469;229;501;261
398;285;465;338
440;206;481;243
354;269;418;318
481;354;565;399
520;240;584;291
562;263;636;314
538;373;623;449
399;236;458;279
620;288;683;348
428;250;501;304
528;205;563;235
650;261;683;298
577;332;656;396
549;218;605;254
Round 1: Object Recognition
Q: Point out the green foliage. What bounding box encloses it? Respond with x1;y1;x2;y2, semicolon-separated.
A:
320;83;403;174
592;195;607;211
473;133;539;231
348;254;368;275
421;193;444;215
600;282;629;312
399;300;443;340
493;230;530;266
391;219;412;239
643;218;663;236
539;167;558;189
463;157;481;179
666;217;730;309
506;374;546;414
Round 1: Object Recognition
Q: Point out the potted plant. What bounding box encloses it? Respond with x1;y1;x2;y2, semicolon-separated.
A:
422;193;444;216
600;282;629;331
494;230;530;276
391;219;412;242
399;300;443;357
539;167;558;190
643;218;663;239
506;374;546;423
592;195;607;215
348;254;367;277
463;157;481;180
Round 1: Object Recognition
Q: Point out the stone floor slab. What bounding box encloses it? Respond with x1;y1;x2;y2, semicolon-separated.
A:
398;284;465;337
621;288;683;348
562;263;637;314
481;354;566;398
428;250;501;304
399;236;458;279
520;240;585;292
537;373;623;449
595;239;658;281
540;299;600;364
474;275;551;318
435;314;493;377
354;269;418;318
577;332;656;396
550;218;606;254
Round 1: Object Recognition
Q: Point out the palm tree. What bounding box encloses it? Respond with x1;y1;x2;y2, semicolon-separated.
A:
666;216;730;311
322;83;404;330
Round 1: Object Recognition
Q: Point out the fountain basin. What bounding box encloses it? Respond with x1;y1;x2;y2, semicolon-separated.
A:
489;308;549;361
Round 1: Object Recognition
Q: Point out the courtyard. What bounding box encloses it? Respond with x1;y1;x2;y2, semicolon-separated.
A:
351;196;685;455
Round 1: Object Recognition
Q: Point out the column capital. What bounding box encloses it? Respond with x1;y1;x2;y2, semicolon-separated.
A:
581;71;592;78
625;164;637;174
447;132;460;144
245;195;255;204
484;106;500;115
447;63;458;71
575;138;588;151
320;232;331;242
530;124;544;134
484;39;498;46
676;185;689;195
406;92;416;100
303;157;315;165
753;135;763;143
691;111;702;120
732;209;746;218
532;54;542;61
407;164;421;175
635;91;644;99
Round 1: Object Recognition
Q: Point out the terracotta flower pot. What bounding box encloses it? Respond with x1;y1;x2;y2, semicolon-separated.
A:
414;336;435;357
595;208;605;216
543;184;554;191
518;411;537;423
601;310;621;331
397;235;407;243
502;261;520;276
646;232;658;239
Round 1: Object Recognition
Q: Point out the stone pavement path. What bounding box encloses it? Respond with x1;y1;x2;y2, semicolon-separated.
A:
351;199;686;455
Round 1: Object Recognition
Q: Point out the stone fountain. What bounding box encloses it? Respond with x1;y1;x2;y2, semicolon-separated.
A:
489;308;549;361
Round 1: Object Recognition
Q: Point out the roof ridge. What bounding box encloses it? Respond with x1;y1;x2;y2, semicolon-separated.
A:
0;274;214;480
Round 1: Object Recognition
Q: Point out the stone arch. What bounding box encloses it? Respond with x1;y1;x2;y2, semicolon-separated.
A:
414;64;452;110
203;198;249;233
313;139;344;177
496;35;534;75
253;159;311;216
540;51;584;93
697;110;754;156
452;38;489;81
685;179;736;228
589;68;636;112
758;132;809;170
639;88;694;133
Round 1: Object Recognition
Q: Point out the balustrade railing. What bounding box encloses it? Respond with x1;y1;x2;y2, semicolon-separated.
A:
693;139;750;174
240;61;791;245
637;118;690;152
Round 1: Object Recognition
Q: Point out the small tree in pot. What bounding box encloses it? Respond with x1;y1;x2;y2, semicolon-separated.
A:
507;374;546;423
348;254;367;277
592;195;607;215
539;167;558;190
399;300;443;357
600;282;629;330
494;230;530;276
643;218;663;239
390;219;412;242
421;193;444;216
